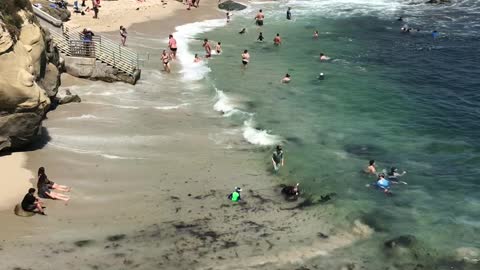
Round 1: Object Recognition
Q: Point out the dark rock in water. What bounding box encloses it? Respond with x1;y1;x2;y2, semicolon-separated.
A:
218;0;247;11
425;0;451;4
344;143;385;158
74;240;95;247
384;235;417;248
107;234;126;242
57;89;81;104
285;136;304;146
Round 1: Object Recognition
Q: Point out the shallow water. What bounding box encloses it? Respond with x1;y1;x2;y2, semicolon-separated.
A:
196;0;480;266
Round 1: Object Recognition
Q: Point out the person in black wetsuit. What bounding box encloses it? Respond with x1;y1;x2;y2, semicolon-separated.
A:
286;7;292;20
21;188;46;215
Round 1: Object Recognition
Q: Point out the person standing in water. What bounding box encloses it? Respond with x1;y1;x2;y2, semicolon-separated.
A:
257;32;264;42
365;160;377;175
255;9;265;26
215;42;222;54
194;53;202;63
272;145;285;171
241;49;250;67
313;30;319;39
203;38;212;58
274;33;282;46
161;50;171;73
281;73;291;83
286;7;292;20
320;53;330;61
168;34;178;59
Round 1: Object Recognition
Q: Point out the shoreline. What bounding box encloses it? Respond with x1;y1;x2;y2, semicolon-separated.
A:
1;1;375;269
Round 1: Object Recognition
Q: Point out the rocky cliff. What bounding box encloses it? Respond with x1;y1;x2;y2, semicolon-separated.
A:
0;1;61;151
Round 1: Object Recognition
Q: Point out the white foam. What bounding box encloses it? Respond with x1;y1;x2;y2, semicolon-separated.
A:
47;142;145;160
213;89;235;114
154;103;190;110
173;19;226;81
82;101;140;110
66;114;98;120
242;119;282;146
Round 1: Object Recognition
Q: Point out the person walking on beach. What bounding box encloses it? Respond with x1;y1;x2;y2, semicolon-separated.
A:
286;7;292;20
91;0;99;19
187;0;193;10
21;188;46;215
255;9;264;26
119;26;127;46
168;34;178;59
161;50;171;73
272;145;284;171
215;42;222;54
274;33;282;46
241;49;250;67
203;38;212;58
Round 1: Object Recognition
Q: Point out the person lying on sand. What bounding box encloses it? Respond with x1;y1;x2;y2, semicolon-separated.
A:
21;188;46;215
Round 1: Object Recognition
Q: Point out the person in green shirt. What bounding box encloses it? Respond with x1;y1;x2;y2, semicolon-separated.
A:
228;187;242;202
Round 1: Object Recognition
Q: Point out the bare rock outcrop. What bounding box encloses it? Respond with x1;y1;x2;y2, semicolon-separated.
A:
0;6;61;151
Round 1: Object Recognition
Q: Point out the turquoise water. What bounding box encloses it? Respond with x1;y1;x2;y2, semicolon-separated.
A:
192;0;480;268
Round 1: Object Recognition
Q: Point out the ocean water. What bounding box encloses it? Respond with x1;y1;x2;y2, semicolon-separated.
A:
185;0;480;267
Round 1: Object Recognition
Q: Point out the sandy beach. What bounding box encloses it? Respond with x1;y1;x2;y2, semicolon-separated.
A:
0;152;34;211
0;1;374;270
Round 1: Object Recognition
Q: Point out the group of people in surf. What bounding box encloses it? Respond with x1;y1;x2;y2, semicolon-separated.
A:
365;160;407;195
20;167;71;216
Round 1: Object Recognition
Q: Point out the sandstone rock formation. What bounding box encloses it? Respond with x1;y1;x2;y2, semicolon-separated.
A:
0;7;61;151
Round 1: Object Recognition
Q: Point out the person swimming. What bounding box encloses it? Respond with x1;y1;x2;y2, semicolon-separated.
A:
320;53;330;61
376;174;391;193
387;167;407;183
194;53;202;63
241;49;250;66
257;32;264;42
318;73;325;80
313;30;319;39
239;28;246;34
281;73;291;83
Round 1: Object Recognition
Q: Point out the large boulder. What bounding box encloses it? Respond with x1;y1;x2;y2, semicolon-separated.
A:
0;7;61;151
218;0;247;11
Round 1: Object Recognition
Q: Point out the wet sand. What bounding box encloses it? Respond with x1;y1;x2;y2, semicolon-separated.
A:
0;1;373;269
0;152;34;211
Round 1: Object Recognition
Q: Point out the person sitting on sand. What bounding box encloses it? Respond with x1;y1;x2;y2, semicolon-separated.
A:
239;28;246;34
227;187;242;202
37;167;70;202
194;53;202;63
161;50;171;72
38;167;70;192
215;42;222;54
281;183;300;200
320;53;330;61
272;145;284;171
21;188;46;215
273;33;282;46
365;160;377;175
281;73;291;83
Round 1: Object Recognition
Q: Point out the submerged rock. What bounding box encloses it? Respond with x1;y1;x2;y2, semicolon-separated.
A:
218;0;247;11
384;235;417;248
